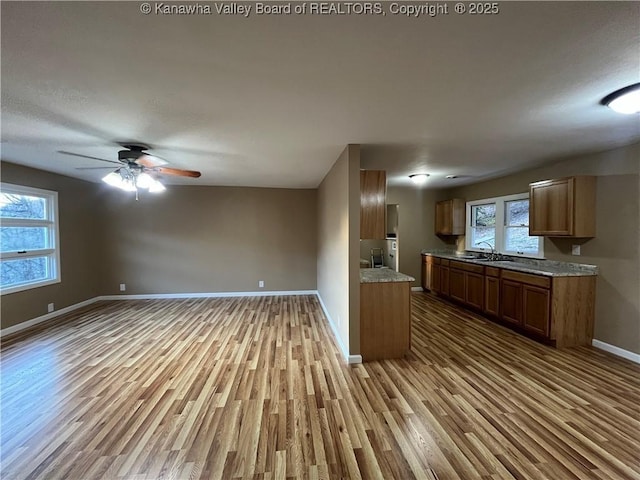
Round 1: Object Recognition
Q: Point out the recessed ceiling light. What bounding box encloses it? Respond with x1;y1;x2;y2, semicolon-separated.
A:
409;173;429;184
445;175;458;179
602;83;640;114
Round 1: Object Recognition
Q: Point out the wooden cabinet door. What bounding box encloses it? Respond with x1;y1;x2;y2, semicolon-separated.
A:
449;269;465;303
484;276;500;317
530;178;573;236
360;170;386;239
440;267;449;296
465;272;484;310
501;279;523;325
421;257;428;291
435;200;451;235
432;264;441;293
523;285;551;337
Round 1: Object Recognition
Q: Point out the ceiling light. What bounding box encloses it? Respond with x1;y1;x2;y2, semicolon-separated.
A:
102;169;136;192
148;179;166;193
602;83;640;114
136;172;154;189
409;173;429;184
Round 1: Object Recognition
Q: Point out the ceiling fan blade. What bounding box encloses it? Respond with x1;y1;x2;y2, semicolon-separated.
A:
135;154;168;168
58;150;122;165
155;167;201;178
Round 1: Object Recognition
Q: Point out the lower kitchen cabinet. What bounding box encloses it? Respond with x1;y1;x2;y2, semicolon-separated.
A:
422;254;596;347
523;285;551;336
449;261;485;310
501;270;552;337
500;279;523;326
449;269;465;303
484;268;500;317
432;263;441;292
466;272;484;310
440;264;450;296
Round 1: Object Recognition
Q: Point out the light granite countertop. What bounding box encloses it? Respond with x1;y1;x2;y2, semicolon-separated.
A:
421;250;598;277
360;268;415;283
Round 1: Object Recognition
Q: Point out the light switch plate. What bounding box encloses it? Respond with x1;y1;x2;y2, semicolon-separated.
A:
572;244;581;256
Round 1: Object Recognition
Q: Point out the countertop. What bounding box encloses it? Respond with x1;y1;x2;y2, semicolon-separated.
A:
421;250;598;277
360;268;415;283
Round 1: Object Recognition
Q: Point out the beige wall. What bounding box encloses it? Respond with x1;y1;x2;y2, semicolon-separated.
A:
446;142;640;354
1;162;102;329
317;145;361;357
99;185;317;295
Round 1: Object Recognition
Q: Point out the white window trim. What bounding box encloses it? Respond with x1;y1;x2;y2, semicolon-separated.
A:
465;192;544;259
0;183;61;295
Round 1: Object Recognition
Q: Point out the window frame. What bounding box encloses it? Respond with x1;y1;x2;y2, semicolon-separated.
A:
0;183;61;295
465;192;544;259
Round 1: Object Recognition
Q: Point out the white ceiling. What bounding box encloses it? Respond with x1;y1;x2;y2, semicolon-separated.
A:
1;2;639;189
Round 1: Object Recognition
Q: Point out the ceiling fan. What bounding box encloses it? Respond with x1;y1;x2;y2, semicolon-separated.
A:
60;144;201;199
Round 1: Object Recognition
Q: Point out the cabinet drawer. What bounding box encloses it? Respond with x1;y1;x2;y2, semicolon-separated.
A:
450;260;484;274
440;259;450;267
432;257;441;265
501;270;551;289
485;266;500;278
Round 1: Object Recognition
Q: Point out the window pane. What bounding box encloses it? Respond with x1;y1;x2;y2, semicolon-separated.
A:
471;227;496;249
506;200;529;227
505;227;539;253
0;193;47;220
473;204;496;227
1;257;48;288
1;227;48;252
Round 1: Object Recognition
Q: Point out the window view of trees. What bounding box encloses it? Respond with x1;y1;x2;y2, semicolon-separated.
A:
0;193;46;219
471;204;496;248
505;200;538;253
0;190;56;290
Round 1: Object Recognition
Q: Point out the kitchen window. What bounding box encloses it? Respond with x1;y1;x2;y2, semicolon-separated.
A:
466;193;543;258
0;183;60;294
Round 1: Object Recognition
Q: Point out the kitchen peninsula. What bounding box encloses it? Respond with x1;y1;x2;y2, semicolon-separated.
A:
360;268;415;361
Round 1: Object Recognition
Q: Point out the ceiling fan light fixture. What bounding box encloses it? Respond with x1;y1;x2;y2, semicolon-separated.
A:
602;83;640;114
148;179;166;193
136;172;154;189
102;169;136;192
409;173;429;184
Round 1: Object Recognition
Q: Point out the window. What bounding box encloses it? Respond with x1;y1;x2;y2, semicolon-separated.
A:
0;183;60;294
466;193;543;258
470;203;496;249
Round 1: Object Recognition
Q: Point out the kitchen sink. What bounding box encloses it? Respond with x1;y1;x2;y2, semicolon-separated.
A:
476;257;513;262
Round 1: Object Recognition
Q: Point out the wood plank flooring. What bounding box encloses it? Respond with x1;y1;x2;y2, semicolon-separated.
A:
1;293;639;479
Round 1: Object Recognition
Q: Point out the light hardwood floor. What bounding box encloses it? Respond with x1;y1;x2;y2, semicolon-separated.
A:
1;293;639;480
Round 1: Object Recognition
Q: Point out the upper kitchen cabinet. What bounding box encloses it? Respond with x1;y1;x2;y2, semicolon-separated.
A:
529;176;596;237
360;170;386;239
435;199;465;235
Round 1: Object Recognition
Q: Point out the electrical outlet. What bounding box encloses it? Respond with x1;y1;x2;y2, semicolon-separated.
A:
119;283;126;292
258;280;264;288
47;303;54;313
572;245;581;256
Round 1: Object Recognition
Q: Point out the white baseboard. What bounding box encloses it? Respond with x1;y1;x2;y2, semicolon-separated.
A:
315;293;362;364
99;290;317;301
0;297;101;337
592;339;640;364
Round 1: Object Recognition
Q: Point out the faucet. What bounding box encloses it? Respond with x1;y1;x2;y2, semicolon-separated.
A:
476;241;497;260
